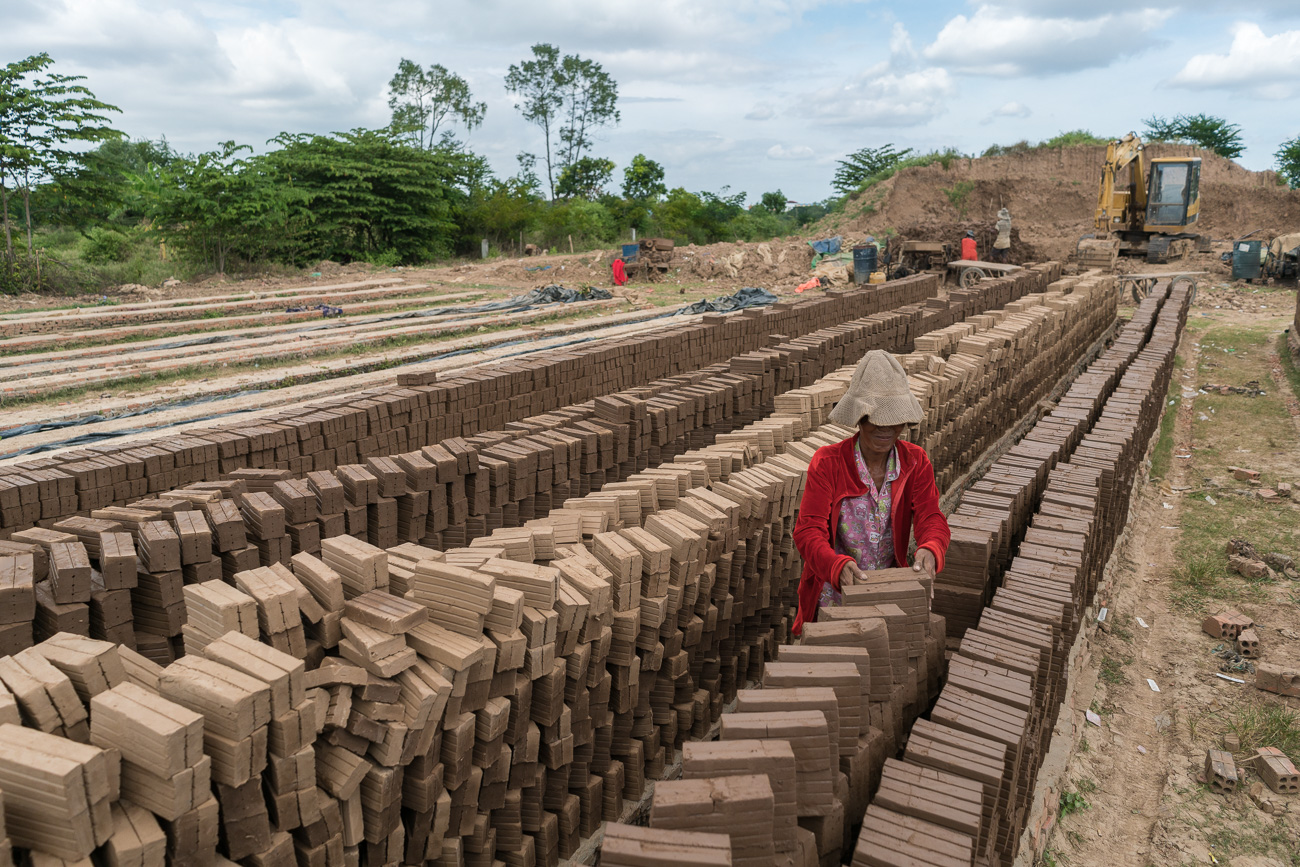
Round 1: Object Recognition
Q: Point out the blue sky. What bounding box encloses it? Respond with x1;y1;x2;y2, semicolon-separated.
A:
6;0;1300;204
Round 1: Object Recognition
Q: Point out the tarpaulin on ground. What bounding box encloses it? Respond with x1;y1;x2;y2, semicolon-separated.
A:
808;236;842;255
677;286;778;315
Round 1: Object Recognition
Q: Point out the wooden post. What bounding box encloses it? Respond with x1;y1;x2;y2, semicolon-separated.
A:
568;235;574;254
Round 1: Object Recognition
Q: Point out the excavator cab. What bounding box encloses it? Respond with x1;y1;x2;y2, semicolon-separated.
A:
1144;158;1201;230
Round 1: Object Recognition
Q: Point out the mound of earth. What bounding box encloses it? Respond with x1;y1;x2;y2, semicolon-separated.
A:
824;144;1300;263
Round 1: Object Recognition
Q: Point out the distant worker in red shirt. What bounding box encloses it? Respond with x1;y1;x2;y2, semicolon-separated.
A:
960;230;977;261
791;350;951;635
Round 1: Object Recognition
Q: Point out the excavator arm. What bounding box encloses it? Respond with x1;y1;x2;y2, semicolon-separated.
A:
1094;133;1146;233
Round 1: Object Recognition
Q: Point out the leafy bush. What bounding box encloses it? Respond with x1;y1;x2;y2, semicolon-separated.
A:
81;227;132;264
1145;114;1244;159
1276;136;1300;189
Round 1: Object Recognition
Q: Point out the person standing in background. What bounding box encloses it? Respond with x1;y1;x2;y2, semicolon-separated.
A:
960;230;977;261
992;208;1012;263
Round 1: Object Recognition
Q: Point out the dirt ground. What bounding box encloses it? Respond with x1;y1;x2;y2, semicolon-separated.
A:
1042;282;1300;867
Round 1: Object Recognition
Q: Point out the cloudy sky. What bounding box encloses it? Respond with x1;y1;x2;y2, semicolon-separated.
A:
7;0;1300;203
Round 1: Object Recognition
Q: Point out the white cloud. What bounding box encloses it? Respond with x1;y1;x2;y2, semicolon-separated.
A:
798;66;955;127
1169;23;1300;98
796;23;955;127
746;102;776;121
925;5;1171;75
992;101;1031;118
767;144;815;160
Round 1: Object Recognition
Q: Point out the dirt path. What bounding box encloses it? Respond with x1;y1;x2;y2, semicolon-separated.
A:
1045;287;1300;867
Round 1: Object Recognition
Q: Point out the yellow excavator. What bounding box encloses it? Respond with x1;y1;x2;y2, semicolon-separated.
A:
1078;133;1203;265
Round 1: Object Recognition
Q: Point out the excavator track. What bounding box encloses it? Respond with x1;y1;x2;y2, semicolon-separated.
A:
1146;235;1196;264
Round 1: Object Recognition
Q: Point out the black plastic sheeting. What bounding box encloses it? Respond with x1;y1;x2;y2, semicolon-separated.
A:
676;286;778;315
144;285;617;351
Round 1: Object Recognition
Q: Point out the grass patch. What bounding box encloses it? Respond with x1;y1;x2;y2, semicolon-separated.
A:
1217;702;1300;765
1149;351;1187;480
1098;653;1130;685
1167;322;1300;616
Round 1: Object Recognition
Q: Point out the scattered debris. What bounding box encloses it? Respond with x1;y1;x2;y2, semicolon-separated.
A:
1136;617;1149;628
1200;381;1266;396
1230;466;1261;481
1085;710;1102;727
1228;553;1271;580
1248;781;1281;813
1211;643;1257;674
1146;678;1161;693
1214;673;1245;684
1277;482;1292;498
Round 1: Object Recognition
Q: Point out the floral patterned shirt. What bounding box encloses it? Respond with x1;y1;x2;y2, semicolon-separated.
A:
819;445;899;609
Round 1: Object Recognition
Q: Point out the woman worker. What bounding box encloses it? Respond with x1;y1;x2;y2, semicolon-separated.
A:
792;350;950;635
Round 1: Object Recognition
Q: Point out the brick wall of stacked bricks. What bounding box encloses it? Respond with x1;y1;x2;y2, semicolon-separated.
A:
0;265;1174;867
1;273;963;533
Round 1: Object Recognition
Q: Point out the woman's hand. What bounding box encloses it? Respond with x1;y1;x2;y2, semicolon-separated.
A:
839;560;865;588
913;548;937;583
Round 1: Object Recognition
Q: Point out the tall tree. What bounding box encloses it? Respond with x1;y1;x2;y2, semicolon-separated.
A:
505;45;565;200
556;53;620;173
760;190;786;214
622;154;666;201
506;44;619;200
1143;114;1244;160
387;59;486;150
0;53;120;259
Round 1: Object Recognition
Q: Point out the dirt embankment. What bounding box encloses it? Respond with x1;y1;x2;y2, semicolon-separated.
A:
830;144;1300;263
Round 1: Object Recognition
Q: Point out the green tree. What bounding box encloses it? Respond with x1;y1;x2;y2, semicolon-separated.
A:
33;137;177;233
1276;136;1300;189
505;45;566;200
760;190;786;214
0;53;120;261
506;44;619;199
622;153;666;201
556;53;619;174
1143;114;1244;159
387;59;486;150
555;156;614;200
832;143;913;195
148;141;305;274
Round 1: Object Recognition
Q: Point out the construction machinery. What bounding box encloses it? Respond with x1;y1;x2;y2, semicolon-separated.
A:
1078;133;1204;266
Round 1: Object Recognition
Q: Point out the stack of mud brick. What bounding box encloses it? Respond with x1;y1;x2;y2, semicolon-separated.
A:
935;279;1174;640
0;266;1095;867
894;280;1191;867
0;268;1069;538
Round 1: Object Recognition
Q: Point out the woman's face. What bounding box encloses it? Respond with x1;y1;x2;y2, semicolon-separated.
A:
857;417;905;459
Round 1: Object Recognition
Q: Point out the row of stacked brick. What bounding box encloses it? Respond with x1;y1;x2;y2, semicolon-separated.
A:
595;279;1132;866
0;269;1069;660
0;269;1076;536
0;269;1119;867
862;280;1191;867
0;276;939;531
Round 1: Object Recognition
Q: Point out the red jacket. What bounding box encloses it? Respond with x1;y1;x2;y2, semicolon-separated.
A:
961;237;977;260
792;436;950;635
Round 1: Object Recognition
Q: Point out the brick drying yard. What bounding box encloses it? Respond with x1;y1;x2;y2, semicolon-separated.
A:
0;257;1296;867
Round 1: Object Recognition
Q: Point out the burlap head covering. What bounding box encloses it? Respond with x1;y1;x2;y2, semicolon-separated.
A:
828;350;924;427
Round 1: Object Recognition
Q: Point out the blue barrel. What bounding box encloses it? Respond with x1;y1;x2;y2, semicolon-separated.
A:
853;245;878;284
